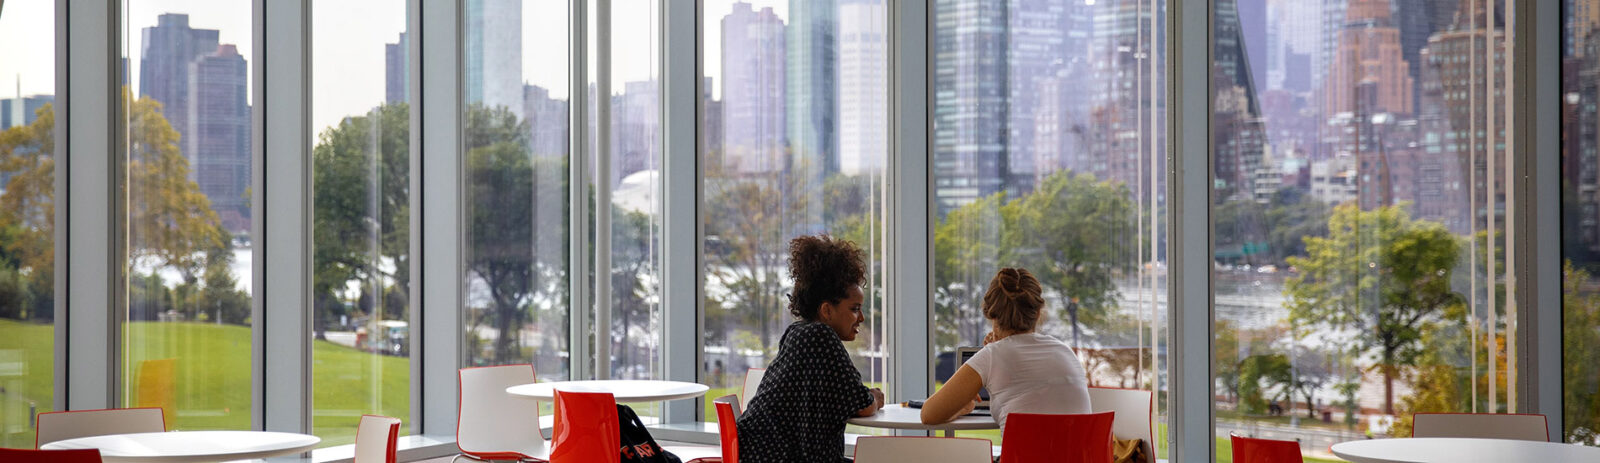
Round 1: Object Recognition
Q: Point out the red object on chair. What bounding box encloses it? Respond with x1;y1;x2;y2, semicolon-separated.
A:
716;401;740;463
998;411;1115;463
550;390;621;463
0;447;103;463
1230;435;1304;463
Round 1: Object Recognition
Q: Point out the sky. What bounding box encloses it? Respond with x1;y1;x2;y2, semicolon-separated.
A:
0;0;792;130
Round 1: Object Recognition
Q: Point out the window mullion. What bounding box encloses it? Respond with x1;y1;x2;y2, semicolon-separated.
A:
661;0;701;424
418;0;464;436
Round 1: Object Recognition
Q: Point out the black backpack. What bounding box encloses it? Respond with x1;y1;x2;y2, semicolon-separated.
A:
617;404;682;463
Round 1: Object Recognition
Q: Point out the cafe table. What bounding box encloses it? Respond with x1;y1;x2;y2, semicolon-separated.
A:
506;379;710;402
847;404;998;438
39;430;321;463
1330;437;1600;463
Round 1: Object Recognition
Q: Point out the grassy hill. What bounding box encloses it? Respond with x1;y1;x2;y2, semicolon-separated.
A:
0;319;409;448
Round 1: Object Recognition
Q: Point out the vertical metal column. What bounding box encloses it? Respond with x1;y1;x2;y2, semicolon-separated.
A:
418;0;464;435
660;0;702;423
1525;0;1563;436
570;0;592;383
1169;0;1213;461
595;0;613;381
261;0;313;434
60;0;120;413
889;0;932;421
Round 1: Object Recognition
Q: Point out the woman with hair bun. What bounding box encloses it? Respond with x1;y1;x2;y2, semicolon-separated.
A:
919;267;1090;431
737;234;884;463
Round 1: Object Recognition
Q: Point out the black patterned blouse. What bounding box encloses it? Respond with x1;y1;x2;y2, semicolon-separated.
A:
736;321;876;463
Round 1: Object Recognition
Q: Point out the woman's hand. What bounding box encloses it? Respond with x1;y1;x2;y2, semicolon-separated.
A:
956;396;979;417
983;330;998;345
858;387;886;417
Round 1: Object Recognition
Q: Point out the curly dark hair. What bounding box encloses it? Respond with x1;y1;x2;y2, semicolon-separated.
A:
787;234;867;321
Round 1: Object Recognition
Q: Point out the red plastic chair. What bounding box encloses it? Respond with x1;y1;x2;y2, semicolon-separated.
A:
550;390;621;463
715;401;740;463
998;411;1115;463
0;447;103;463
1230;435;1304;463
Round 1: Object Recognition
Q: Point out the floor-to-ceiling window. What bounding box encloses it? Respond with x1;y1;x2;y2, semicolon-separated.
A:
120;0;255;432
699;0;890;427
310;0;411;445
1214;0;1524;459
930;0;1169;449
1563;0;1600;447
460;0;572;392
0;0;56;447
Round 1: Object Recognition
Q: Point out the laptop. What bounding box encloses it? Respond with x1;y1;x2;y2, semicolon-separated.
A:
905;347;991;416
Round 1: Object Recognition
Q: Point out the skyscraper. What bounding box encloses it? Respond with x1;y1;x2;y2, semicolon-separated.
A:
523;84;569;159
1324;0;1413;116
386;33;408;105
1215;0;1269;202
466;0;523;119
0;95;53;131
722;2;787;175
1420;0;1509;234
932;0;1008;213
787;0;838;177
140;14;220;162
189;44;252;232
838;0;885;175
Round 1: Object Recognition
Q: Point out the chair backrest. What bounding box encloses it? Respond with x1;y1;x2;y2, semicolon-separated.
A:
550;390;621;463
1411;413;1550;441
1230;435;1304;463
715;401;741;463
712;393;742;419
999;412;1114;463
355;414;403;463
457;364;547;460
35;407;166;448
853;436;993;463
741;368;766;412
0;447;103;463
1088;386;1156;457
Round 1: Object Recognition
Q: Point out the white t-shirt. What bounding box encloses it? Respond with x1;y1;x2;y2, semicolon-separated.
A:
963;332;1091;431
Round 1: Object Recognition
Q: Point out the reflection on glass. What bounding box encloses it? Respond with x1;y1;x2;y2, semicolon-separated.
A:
462;0;572;391
1563;0;1600;447
311;0;409;446
930;0;1168;449
121;1;253;432
0;0;56;447
1213;0;1519;458
699;0;889;427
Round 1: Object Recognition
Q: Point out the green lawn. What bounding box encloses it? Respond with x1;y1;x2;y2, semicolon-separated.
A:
0;320;410;449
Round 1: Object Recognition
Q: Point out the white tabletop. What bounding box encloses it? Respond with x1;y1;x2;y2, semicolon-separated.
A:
847;404;998;432
39;430;321;463
1330;437;1600;463
506;379;711;402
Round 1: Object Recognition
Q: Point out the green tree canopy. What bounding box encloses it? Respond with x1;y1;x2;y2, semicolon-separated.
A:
1285;203;1465;414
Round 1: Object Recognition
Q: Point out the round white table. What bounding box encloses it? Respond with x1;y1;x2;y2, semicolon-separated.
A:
506;379;711;402
39;430;321;463
847;404;998;437
1330;437;1600;463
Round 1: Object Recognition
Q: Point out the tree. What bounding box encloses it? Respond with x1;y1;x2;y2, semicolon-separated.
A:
1563;261;1600;444
0;102;55;320
704;167;807;358
312;102;411;339
933;192;1006;351
1004;171;1134;347
1285;203;1465;414
126;91;229;285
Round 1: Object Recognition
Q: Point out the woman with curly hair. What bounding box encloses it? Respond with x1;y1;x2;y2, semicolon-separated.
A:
918;267;1090;432
736;234;884;463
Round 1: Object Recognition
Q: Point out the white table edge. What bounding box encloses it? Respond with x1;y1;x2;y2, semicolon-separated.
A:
39;431;321;463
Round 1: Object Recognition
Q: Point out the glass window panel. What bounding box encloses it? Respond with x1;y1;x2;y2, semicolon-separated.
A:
589;0;664;419
931;0;1168;450
0;0;56;447
311;0;410;446
1213;0;1521;458
700;0;890;429
1563;0;1600;447
121;1;254;432
462;0;572;393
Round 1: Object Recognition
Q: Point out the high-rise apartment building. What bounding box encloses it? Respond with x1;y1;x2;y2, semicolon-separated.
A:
523;84;569;159
0;95;53;131
466;0;523;119
188;44;252;233
787;0;838;178
722;2;787;175
932;0;1008;213
386;33;408;105
141;14;220;162
838;0;885;175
